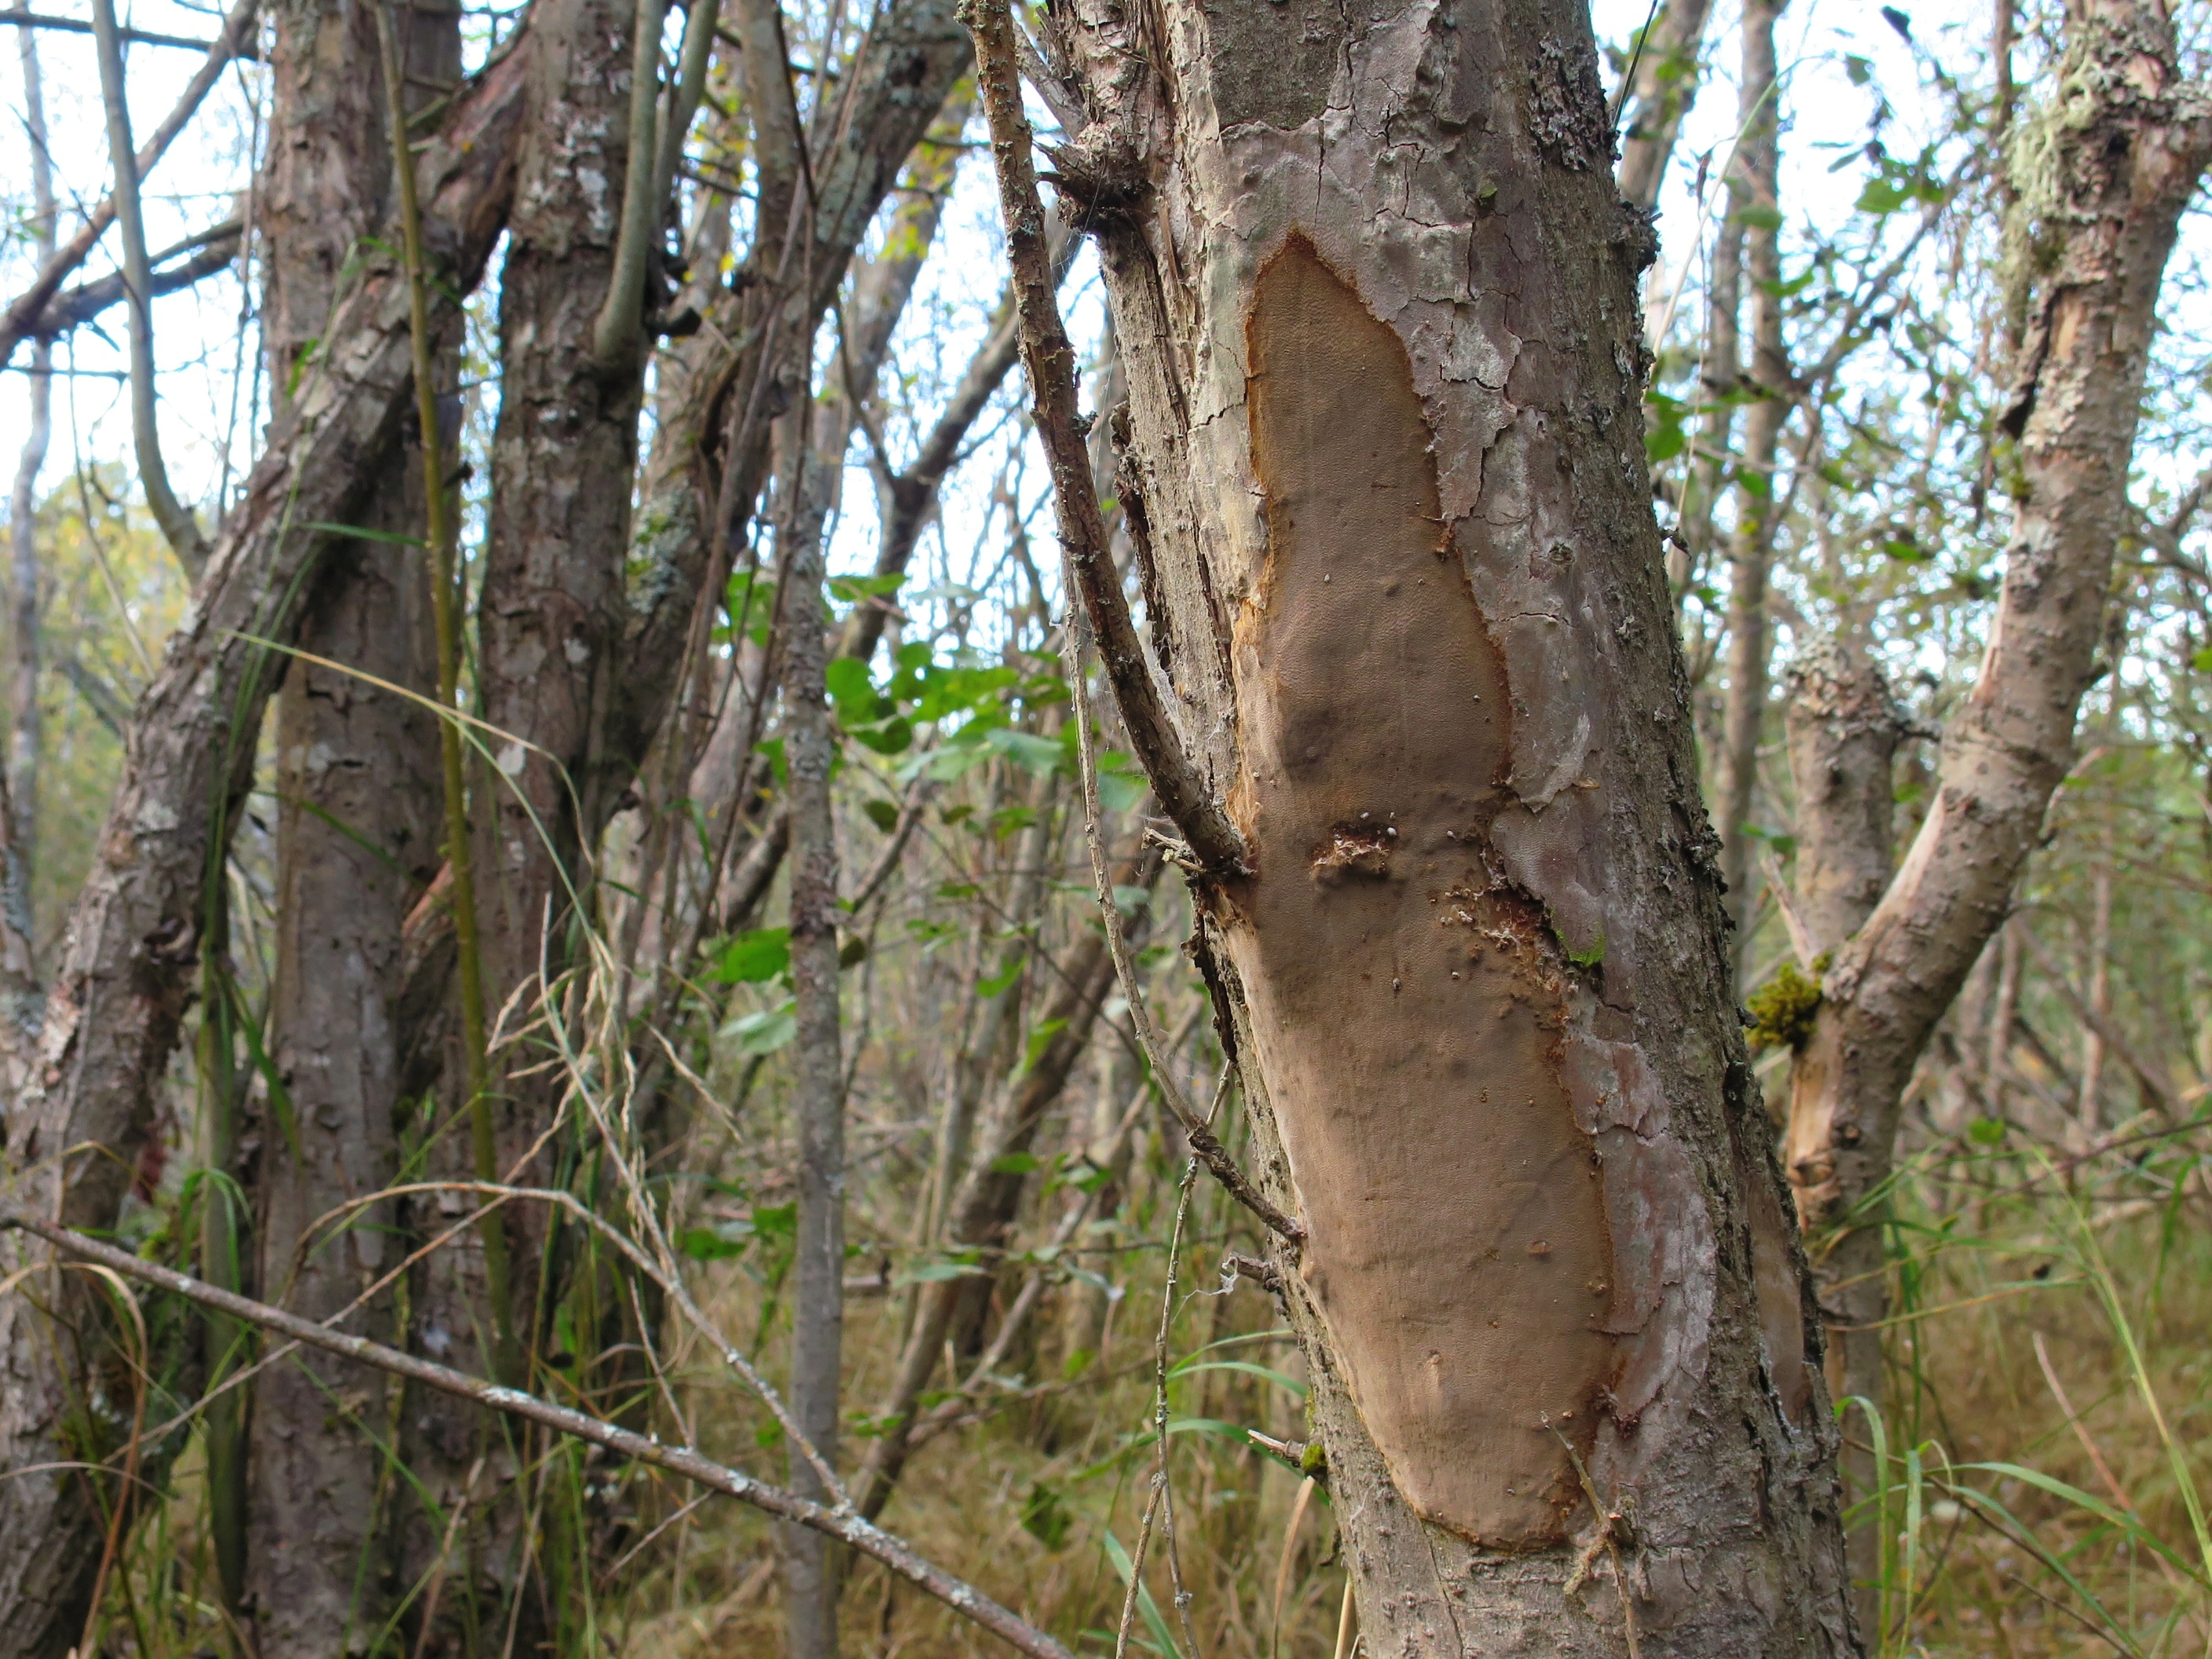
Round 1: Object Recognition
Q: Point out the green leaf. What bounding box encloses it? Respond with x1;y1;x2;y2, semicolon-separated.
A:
829;571;905;603
678;1225;748;1262
991;1152;1043;1175
712;927;790;984
863;799;901;833
848;715;914;756
1020;1481;1072;1551
1966;1117;2006;1147
978;958;1026;999
1098;763;1148;815
303;521;430;549
727;1002;797;1055
987;727;1064;777
1857;178;1909;215
756;735;788;786
1165;1357;1309;1397
1016;1017;1069;1079
1101;1531;1185;1659
1734;202;1784;231
2192;646;2212;673
826;656;875;710
895;1258;987;1286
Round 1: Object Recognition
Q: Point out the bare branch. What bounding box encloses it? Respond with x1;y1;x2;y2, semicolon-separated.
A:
592;0;674;369
0;1211;1077;1659
26;220;242;343
0;0;258;370
965;0;1248;879
0;8;260;58
89;0;210;575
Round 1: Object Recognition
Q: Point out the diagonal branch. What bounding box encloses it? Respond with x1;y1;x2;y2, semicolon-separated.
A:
0;1211;1075;1659
0;0;257;370
965;0;1247;879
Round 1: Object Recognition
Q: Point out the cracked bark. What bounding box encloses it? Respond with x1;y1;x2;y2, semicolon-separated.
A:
390;0;646;1644
248;2;453;1650
1783;0;2212;1515
1035;0;1855;1647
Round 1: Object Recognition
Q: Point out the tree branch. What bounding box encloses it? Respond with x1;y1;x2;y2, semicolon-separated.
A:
0;0;257;370
25;220;242;343
0;8;261;59
89;0;210;576
592;0;673;370
0;1210;1076;1659
965;0;1247;879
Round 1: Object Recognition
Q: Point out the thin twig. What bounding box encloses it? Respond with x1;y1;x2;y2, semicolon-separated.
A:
0;0;258;369
88;0;208;574
1061;618;1303;1245
376;0;518;1382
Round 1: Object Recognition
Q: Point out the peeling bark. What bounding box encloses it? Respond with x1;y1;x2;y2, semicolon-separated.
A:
1783;0;2212;1462
0;35;529;1654
1032;0;1854;1646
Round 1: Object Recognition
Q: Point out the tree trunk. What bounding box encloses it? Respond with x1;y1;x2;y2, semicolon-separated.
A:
386;0;643;1645
1781;638;1902;961
1714;0;1785;958
0;40;530;1654
1027;0;1856;1648
1775;632;1900;1619
1614;0;1713;212
775;380;848;1659
1783;0;2210;1522
247;3;454;1650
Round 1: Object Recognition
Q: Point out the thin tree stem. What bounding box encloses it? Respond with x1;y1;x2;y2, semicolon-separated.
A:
376;2;517;1384
87;0;208;576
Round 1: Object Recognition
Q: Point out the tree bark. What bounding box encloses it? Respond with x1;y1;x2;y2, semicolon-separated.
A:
247;2;453;1650
1714;0;1785;957
1782;0;2211;1514
611;0;971;784
0;35;530;1654
386;1;643;1644
1781;637;1902;961
775;366;848;1659
1016;0;1856;1648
